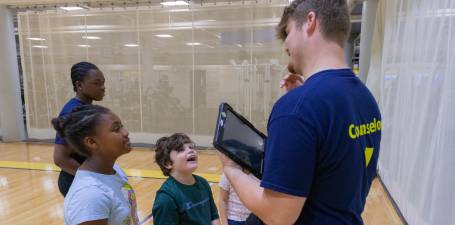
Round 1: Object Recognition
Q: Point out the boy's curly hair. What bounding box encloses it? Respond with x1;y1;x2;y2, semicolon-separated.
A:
154;133;194;176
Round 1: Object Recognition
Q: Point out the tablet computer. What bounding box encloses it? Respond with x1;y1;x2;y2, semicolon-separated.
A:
213;103;266;179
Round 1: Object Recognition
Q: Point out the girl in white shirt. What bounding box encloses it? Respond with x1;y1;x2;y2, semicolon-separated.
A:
52;105;139;225
219;173;258;225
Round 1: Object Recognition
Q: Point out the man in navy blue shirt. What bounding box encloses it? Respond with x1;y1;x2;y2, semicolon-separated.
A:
218;0;381;224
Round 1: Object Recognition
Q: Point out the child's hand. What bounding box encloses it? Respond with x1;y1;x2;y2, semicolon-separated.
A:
280;73;304;92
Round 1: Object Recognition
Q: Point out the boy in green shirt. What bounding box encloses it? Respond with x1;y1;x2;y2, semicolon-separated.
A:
152;133;220;225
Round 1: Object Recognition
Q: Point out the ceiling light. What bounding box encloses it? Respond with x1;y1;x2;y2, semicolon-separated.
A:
124;44;139;47
60;6;84;11
155;34;174;38
82;36;101;40
32;45;48;48
160;1;189;6
77;44;91;48
27;37;46;41
186;42;201;46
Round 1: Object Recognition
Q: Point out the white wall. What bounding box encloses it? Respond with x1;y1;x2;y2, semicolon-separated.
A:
0;5;26;141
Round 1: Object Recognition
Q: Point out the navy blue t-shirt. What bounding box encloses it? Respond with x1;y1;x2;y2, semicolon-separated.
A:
261;69;381;225
55;98;86;164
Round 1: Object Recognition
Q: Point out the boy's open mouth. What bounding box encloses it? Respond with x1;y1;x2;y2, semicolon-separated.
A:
187;155;197;162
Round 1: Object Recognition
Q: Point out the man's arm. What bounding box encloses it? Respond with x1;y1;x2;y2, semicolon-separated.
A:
221;155;306;225
53;144;81;175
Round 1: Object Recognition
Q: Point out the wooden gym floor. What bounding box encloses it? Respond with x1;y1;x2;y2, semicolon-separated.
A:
0;142;404;225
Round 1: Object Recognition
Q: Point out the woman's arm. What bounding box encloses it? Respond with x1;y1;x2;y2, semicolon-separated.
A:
54;144;80;175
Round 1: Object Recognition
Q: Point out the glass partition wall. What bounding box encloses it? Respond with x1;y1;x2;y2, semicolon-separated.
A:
18;1;290;146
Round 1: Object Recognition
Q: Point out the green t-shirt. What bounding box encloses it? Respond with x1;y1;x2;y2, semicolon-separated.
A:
152;175;219;225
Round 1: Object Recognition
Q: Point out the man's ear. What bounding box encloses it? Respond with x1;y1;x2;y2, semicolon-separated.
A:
305;11;317;35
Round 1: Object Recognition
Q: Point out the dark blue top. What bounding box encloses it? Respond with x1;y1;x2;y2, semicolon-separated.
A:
261;69;381;225
55;98;87;165
55;98;85;145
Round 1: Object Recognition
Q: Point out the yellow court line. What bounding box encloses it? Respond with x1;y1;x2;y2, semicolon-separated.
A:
0;161;220;183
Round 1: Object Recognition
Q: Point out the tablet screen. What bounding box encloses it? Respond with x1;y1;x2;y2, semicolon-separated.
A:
219;108;265;175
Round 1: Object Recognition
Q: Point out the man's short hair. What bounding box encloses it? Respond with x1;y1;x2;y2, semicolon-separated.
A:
277;0;351;47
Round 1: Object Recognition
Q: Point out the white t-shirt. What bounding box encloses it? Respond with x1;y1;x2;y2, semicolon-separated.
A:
64;165;140;225
219;173;257;221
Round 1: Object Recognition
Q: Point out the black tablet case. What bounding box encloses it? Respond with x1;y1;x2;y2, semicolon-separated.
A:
213;103;266;179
